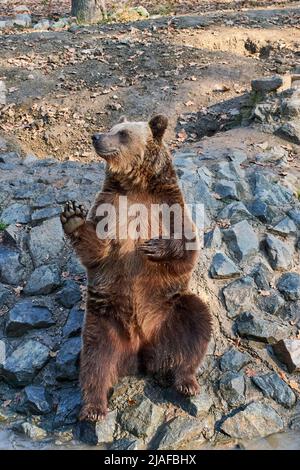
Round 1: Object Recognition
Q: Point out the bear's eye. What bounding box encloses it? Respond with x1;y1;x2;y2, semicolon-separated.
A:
119;130;129;141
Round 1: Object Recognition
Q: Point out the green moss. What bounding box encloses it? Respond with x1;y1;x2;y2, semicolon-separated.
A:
0;221;8;231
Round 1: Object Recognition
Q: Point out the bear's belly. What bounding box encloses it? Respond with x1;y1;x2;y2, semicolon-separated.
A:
87;250;189;334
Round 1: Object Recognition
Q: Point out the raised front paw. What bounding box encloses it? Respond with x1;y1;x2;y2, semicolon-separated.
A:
60;201;87;235
139;238;170;261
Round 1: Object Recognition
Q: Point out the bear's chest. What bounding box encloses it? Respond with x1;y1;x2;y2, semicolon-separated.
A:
93;194;160;254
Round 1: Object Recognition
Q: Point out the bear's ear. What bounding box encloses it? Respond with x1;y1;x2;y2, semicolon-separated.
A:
149;115;168;143
118;115;128;123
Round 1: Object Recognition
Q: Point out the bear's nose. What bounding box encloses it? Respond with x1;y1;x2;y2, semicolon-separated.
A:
92;133;102;144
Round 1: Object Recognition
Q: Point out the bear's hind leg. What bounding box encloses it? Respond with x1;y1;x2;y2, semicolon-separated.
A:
80;312;138;422
145;293;212;397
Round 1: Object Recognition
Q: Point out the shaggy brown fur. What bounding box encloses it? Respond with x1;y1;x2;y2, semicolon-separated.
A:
60;115;212;422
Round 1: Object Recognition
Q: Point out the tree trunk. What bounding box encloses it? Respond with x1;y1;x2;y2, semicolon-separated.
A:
71;0;107;24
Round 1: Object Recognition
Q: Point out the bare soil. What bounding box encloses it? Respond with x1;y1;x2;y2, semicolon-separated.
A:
0;2;299;162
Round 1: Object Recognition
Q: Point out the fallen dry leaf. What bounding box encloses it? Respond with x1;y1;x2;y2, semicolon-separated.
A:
259;290;271;297
213;84;231;92
288;380;300;393
177;129;187;142
245;368;257;377
184;100;195;107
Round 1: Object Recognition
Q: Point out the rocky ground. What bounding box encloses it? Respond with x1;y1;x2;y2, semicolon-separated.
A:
1;79;300;449
1;1;300;451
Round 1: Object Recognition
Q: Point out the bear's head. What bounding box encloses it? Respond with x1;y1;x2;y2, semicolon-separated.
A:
92;115;169;174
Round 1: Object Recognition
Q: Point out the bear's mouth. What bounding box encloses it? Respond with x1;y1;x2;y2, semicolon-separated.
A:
94;148;120;159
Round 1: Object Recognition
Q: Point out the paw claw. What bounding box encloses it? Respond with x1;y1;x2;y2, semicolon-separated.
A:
139;238;168;260
175;376;200;397
79;404;108;423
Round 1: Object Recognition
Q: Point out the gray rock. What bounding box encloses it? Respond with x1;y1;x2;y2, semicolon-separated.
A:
1;340;50;386
1;203;31;225
155;416;205;450
251;174;293;206
221;402;283;439
282;90;300;118
56;190;79;204
219;371;245;407
193;180;219;210
56;280;81;308
252;373;296;408
251;76;283;92
0;283;12;305
33;19;51;30
53;388;81;428
210;252;240;279
16;385;52;415
290;406;300;432
197;165;213;187
228;149;247;164
223;277;255;318
22;154;38;166
23;264;61;295
74;410;117;445
272;217;297;236
223;220;259;262
187;389;214;417
51;18;69;29
212;161;244;180
277;272;300;300
218;202;252;223
56;337;81;381
251;262;273;290
0;80;7;105
14;13;32;27
119;396;163;438
3;224;22;246
20;423;47;440
0;246;27;285
31;207;61;222
32;191;56;208
257;290;285;315
0;136;7;151
276;122;300;145
6;300;54;336
14;183;46;199
273;339;300;373
288;209;300;228
63;305;84;338
204;226;222;249
214;180;238;200
109;439;139;450
0;151;20;164
0;162;18;171
281;300;300;325
235;311;287;343
247;199;276;223
0;20;13;30
29;218;65;267
67;257;85;276
220;348;251;372
265;234;293;270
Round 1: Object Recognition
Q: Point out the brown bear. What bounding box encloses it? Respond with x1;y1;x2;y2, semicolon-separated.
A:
60;115;212;422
